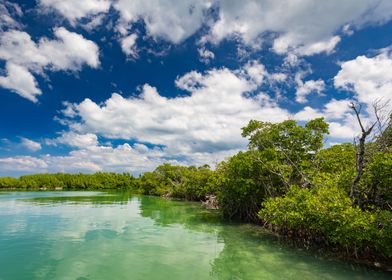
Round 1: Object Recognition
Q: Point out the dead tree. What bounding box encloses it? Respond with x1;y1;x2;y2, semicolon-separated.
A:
349;101;389;199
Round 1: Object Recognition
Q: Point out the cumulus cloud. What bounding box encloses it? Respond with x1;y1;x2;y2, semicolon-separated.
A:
0;142;178;175
206;0;392;55
0;27;100;101
295;74;325;104
46;132;99;148
0;61;293;175
33;0;392;58
20;137;42;151
27;0;392;59
313;48;392;139
38;0;110;23
0;62;41;102
276;36;341;56
294;46;392;140
323;99;353;120
114;0;212;44
198;47;215;64
0;1;23;31
120;33;138;58
60;62;288;157
111;0;392;57
334;47;392;107
4;61;286;174
0;27;100;71
0;156;48;172
294;99;358;140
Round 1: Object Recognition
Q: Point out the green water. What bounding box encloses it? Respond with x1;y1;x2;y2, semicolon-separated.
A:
0;192;390;280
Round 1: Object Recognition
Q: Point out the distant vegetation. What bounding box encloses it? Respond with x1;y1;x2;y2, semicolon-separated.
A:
0;173;133;190
1;105;391;266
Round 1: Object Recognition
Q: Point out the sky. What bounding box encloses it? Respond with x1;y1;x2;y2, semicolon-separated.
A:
0;0;392;176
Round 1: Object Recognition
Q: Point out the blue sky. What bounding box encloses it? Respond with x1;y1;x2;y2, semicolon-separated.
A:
0;0;392;176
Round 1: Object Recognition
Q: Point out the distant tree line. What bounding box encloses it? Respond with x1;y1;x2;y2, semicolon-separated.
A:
0;172;133;190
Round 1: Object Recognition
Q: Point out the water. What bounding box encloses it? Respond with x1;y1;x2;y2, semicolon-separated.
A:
0;191;390;280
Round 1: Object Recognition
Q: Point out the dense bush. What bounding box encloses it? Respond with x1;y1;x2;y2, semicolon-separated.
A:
259;186;392;258
362;152;392;209
136;164;216;200
216;151;284;222
215;118;329;222
0;177;19;188
312;143;356;191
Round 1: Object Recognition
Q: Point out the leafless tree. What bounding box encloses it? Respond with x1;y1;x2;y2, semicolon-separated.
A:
349;100;390;200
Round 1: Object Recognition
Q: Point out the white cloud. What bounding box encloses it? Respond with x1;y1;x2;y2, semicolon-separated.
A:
46;132;98;148
198;47;215;64
120;33;138;58
293;93;387;140
293;36;341;56
0;156;48;171
0;62;41;102
0;61;291;175
111;0;392;56
294;98;358;140
20;137;42;151
273;35;341;56
0;2;23;31
322;47;392;140
38;0;110;23
61;63;288;155
0;142;175;175
295;75;325;104
33;0;392;58
38;27;100;71
27;0;392;59
27;62;288;173
293;106;322;121
0;27;100;101
323;99;352;120
0;27;100;70
114;0;212;44
328;121;358;140
334;47;392;107
294;48;392;140
208;0;392;55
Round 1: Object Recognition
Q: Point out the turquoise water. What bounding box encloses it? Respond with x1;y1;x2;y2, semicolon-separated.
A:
0;191;390;280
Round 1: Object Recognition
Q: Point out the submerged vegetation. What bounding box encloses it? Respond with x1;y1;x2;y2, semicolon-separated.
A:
1;112;391;268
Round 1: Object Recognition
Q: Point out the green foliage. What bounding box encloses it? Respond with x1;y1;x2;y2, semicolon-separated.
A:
136;164;216;200
312;143;356;191
260;186;392;257
242;118;329;187
0;172;133;190
375;116;392;151
316;143;355;174
362;152;392;209
242;118;329;162
0;177;19;188
216;151;285;222
215;118;329;222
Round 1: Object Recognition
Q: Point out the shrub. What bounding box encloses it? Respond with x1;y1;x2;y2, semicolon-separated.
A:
259;186;392;257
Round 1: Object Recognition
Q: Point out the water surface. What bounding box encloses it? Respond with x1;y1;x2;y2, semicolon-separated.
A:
0;191;390;280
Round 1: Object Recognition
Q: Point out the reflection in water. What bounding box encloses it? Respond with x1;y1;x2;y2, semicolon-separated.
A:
0;191;390;280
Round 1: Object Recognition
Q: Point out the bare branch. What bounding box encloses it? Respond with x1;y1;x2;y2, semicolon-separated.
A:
349;102;365;133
